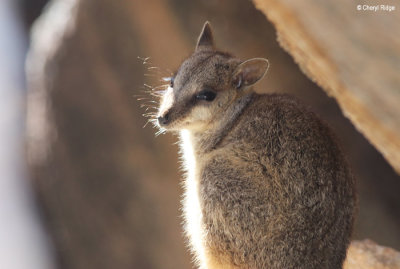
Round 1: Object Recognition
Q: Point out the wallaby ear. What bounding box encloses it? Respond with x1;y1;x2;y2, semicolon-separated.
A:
196;21;215;51
232;58;269;89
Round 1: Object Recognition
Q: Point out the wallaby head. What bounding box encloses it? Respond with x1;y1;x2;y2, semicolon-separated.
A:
157;22;269;132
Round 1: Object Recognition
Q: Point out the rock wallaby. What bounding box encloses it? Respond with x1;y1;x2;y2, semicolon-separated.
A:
155;22;356;269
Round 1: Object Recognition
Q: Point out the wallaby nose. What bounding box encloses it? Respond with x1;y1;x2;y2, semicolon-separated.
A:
158;112;170;126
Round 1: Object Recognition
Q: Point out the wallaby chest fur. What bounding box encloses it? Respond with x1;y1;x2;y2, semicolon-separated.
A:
154;22;356;269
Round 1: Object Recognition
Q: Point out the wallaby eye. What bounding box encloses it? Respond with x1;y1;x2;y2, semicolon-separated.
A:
196;90;216;102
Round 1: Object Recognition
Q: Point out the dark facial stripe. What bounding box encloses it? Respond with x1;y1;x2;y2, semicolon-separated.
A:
176;51;216;92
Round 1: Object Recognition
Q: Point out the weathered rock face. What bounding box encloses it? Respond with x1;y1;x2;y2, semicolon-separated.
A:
26;0;190;268
25;0;400;268
253;0;400;175
344;240;400;269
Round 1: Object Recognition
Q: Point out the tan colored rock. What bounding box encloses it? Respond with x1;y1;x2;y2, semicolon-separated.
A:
253;0;400;174
345;240;400;269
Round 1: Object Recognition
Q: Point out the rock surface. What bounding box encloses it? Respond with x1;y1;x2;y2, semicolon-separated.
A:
345;240;400;269
253;0;400;174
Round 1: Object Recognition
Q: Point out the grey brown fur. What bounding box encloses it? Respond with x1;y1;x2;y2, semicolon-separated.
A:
154;22;356;269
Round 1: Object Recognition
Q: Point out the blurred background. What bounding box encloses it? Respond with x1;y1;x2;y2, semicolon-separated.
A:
1;0;399;268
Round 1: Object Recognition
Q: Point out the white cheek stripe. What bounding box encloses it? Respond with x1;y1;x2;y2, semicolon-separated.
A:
158;86;174;116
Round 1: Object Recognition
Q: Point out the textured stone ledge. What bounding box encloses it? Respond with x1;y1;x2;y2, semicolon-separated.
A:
345;240;400;269
253;0;400;174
